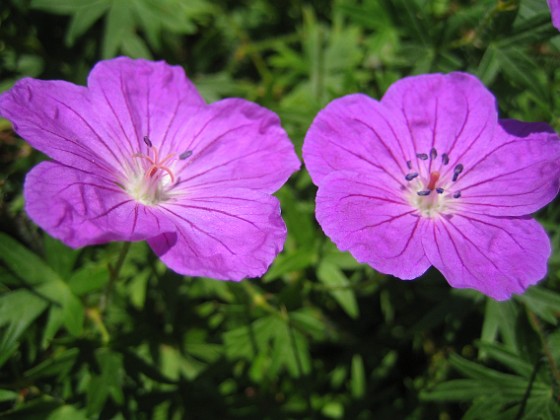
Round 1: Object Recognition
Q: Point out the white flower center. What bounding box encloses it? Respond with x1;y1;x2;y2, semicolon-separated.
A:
403;149;463;218
122;136;191;206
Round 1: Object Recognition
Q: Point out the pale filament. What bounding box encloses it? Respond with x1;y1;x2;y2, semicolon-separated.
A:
133;146;176;183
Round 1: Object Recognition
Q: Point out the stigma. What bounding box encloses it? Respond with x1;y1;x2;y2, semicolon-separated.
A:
403;148;464;217
123;136;192;206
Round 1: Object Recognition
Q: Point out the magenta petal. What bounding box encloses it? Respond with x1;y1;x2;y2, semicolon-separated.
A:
548;0;560;30
423;215;550;300
0;78;115;173
148;188;287;280
169;98;300;193
87;57;205;155
24;162;173;247
303;93;413;187
315;171;431;279
457;121;560;216
381;72;498;171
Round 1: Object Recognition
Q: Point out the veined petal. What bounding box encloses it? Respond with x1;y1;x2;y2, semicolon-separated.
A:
87;57;206;158
423;214;550;301
456;120;560;216
381;72;498;176
24;162;173;248
548;0;560;30
0;78;121;174
168;98;300;194
148;188;287;280
315;171;431;279
303;93;413;187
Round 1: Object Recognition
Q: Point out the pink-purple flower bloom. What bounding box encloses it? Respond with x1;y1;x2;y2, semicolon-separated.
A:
548;0;560;30
303;73;560;300
0;57;299;280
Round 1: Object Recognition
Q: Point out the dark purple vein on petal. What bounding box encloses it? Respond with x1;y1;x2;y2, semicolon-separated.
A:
119;70;143;152
167;203;260;229
160;206;236;255
337;193;409;206
428;96;439;173
455;213;524;251
371;106;410;168
90;199;134;220
352;209;416;233
351;118;406;173
322;137;405;188
438;222;480;284
46;93;125;164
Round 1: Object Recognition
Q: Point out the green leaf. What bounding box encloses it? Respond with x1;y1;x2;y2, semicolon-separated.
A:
0;233;63;286
31;0;104;14
86;349;124;415
102;0;133;58
43;235;80;279
65;0;110;46
68;263;109;296
516;287;560;325
350;355;365;398
36;281;84;337
47;405;88;420
0;290;49;368
0;389;19;403
317;260;359;319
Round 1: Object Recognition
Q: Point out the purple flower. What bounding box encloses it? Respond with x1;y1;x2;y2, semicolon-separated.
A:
0;57;300;280
548;0;560;31
303;73;560;300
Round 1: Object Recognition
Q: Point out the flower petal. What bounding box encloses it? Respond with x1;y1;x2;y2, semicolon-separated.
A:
87;57;206;156
24;162;173;247
0;78;119;173
381;72;498;175
148;188;287;280
315;171;431;279
167;98;300;194
548;0;560;30
423;214;550;300
302;93;413;187
455;120;560;216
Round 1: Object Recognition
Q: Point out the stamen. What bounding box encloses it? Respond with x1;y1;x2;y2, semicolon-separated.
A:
143;136;153;148
179;150;193;160
417;190;431;196
452;163;464;182
441;153;449;165
405;172;419;181
406;160;412;169
453;191;461;199
416;153;428;160
430;148;437;159
427;171;440;190
436;187;444;194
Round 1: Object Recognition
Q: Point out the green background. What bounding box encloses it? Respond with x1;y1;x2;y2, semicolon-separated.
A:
1;0;560;418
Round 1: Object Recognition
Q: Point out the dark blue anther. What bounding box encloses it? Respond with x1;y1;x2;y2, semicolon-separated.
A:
416;153;428;160
179;150;193;160
441;153;449;165
417;190;432;196
406;160;412;169
430;148;437;159
453;191;461;199
143;136;153;148
405;172;419;181
452;163;464;182
436;187;444;194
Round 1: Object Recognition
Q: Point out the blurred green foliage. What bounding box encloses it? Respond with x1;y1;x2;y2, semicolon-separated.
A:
1;0;560;418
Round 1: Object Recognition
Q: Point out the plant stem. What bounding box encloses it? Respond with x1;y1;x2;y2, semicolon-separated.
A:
99;242;132;314
527;309;560;399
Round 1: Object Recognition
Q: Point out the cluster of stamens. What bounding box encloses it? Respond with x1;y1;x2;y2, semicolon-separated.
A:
404;148;464;217
125;136;192;206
